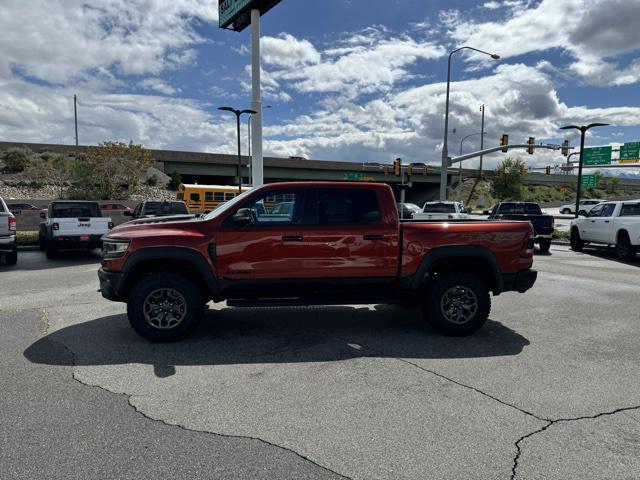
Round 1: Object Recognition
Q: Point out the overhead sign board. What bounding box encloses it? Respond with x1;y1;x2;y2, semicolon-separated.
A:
581;174;597;188
582;146;612;165
219;0;282;32
619;142;640;163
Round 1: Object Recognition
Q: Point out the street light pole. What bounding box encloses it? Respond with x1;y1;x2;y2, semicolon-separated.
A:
74;94;78;146
219;106;257;193
247;105;270;186
458;131;486;185
440;46;499;200
560;123;609;218
478;104;485;179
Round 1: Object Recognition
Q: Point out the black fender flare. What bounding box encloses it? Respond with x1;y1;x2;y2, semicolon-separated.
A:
409;245;503;294
122;247;219;297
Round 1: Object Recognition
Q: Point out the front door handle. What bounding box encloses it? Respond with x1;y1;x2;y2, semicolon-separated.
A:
604;220;610;223
363;234;384;241
282;235;304;242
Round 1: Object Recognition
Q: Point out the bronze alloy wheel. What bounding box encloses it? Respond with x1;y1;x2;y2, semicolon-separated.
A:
440;285;478;325
143;288;188;330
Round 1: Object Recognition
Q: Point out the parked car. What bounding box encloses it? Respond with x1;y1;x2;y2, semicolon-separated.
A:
570;200;640;260
100;203;132;214
559;199;603;215
485;202;554;252
412;201;468;220
39;201;113;259
7;203;42;213
126;201;190;220
396;202;422;219
0;196;17;265
98;181;537;342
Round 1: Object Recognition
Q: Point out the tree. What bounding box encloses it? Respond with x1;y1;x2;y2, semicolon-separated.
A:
607;176;620;194
168;170;182;191
26;152;71;198
491;157;525;200
69;141;153;199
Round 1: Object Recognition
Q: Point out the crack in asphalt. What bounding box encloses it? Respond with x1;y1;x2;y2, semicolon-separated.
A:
510;405;640;480
49;336;354;480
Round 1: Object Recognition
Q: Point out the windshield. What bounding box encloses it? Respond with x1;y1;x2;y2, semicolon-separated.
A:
203;188;256;220
52;202;101;218
143;202;188;216
423;203;456;213
499;203;542;214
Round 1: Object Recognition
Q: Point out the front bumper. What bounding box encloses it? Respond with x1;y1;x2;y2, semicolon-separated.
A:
501;269;537;293
0;234;17;253
98;267;126;302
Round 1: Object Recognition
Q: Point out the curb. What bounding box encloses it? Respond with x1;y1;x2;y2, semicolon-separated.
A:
17;245;40;251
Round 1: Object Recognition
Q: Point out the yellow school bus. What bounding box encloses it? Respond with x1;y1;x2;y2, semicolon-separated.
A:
177;184;251;214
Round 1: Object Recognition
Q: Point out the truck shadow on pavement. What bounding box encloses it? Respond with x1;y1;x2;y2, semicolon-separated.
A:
25;305;530;372
574;247;640;267
0;250;102;272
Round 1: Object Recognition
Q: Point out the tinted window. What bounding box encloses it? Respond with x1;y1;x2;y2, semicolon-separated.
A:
621;204;640;216
205;192;214;202
143;202;188;216
498;203;542;214
242;190;302;225
599;204;616;217
214;192;225;202
51;203;101;218
225;192;235;201
177;193;184;200
423;203;456;213
588;204;603;217
317;189;380;225
190;193;200;201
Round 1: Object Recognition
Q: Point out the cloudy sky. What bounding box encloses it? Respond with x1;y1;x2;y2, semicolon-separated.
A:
1;0;639;171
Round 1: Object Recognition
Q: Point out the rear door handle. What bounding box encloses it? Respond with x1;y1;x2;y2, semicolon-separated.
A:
282;235;304;242
363;234;384;241
604;220;610;223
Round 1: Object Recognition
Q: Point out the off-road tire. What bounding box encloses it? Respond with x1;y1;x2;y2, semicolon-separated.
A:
570;228;584;252
422;273;491;336
616;231;636;261
127;272;205;342
5;247;17;265
538;238;551;253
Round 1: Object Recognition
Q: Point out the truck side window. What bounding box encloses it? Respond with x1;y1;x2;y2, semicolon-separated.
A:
621;204;640;216
241;190;302;225
317;189;381;225
599;204;615;217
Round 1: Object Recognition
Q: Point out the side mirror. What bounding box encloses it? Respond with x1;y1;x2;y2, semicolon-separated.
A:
40;212;46;219
232;208;253;226
123;211;132;216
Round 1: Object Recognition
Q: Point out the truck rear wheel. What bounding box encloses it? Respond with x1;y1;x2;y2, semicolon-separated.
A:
422;273;491;336
538;238;551;253
5;247;17;265
127;273;205;342
45;242;58;259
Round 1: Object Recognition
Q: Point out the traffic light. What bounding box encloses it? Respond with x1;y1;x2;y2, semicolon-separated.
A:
527;137;535;155
545;165;551;175
394;158;402;176
561;140;570;157
500;134;509;153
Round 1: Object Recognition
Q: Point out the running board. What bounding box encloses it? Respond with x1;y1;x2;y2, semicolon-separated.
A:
226;297;396;308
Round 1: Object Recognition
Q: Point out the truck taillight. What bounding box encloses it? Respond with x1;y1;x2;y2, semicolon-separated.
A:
108;221;114;229
522;234;534;258
52;222;59;231
8;216;16;231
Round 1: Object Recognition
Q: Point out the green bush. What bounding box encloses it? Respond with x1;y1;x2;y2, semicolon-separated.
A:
3;147;32;173
146;174;158;187
168;170;182;191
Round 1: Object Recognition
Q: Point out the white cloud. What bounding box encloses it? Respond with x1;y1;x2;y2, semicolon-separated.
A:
482;1;501;9
261;33;321;68
0;0;218;84
448;0;640;86
139;79;177;95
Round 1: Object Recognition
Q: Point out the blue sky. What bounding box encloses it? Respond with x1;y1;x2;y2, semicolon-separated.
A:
1;0;639;173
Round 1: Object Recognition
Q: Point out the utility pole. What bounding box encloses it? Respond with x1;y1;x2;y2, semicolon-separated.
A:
250;8;264;187
478;104;485;179
218;107;257;193
74;94;78;146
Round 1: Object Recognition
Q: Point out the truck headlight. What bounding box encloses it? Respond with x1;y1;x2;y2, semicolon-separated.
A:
102;240;130;259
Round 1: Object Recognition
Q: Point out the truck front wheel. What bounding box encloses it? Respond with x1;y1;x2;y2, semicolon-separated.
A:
127;273;205;342
422;273;491;336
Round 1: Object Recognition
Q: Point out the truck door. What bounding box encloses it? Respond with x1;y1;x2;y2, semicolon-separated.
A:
580;204;603;241
590;203;616;243
216;188;308;281
303;187;399;279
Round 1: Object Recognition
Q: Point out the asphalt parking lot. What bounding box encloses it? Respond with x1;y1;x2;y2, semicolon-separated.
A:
1;246;639;480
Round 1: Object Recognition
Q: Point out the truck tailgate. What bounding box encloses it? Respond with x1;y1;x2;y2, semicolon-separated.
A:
52;217;111;237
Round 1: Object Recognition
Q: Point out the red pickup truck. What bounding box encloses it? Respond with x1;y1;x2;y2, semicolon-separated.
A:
99;182;537;341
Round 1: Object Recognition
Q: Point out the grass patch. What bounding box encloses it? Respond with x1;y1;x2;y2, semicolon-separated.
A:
553;230;569;241
17;231;39;246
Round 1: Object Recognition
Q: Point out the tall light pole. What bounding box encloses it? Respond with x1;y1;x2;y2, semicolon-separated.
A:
458;131;486;185
440;47;500;200
560;123;609;218
248;105;271;186
74;94;78;146
219;106;257;193
478;104;485;179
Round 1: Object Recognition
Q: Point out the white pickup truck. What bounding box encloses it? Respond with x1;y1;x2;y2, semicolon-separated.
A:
570;200;640;260
0;196;17;265
412;201;469;220
39;201;113;259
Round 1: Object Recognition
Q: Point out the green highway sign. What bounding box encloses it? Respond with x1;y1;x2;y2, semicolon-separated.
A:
582;146;612;165
344;172;365;181
581;174;597;188
620;142;640;162
219;0;282;31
